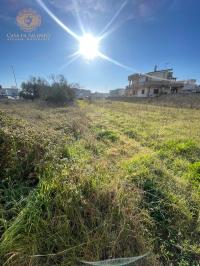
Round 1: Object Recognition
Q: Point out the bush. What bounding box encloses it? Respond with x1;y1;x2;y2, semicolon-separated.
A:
97;129;119;142
45;77;75;104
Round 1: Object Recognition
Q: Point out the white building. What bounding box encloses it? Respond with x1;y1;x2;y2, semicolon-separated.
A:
126;67;184;97
180;79;198;93
0;86;19;98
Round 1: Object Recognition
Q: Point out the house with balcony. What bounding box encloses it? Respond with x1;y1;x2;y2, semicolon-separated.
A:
126;67;184;97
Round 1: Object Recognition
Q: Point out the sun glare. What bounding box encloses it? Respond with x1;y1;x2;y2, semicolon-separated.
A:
79;34;100;60
37;0;133;69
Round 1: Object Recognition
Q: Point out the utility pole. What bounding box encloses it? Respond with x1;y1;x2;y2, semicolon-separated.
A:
11;65;18;89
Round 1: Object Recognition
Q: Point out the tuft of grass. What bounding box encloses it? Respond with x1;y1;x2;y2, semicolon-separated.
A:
186;162;200;190
97;129;119;142
162;139;199;154
124;129;139;140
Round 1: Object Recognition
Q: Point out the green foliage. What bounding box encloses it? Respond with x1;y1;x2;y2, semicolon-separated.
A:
0;175;151;265
45;75;75;104
20;76;49;100
97;129;119;142
187;162;200;189
161;139;199;155
123;153;200;264
0;112;58;240
124;129;139;140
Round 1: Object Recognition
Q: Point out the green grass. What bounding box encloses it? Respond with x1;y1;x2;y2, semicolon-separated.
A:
0;100;200;265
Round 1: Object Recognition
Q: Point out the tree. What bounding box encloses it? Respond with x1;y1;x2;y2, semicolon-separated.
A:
20;75;75;104
20;77;49;100
46;75;75;104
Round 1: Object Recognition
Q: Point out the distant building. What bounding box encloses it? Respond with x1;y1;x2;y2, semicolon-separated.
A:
179;79;198;93
74;88;91;99
109;88;125;97
0;87;19;98
126;67;184;97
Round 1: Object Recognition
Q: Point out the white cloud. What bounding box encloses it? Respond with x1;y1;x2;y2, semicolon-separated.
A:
49;0;110;17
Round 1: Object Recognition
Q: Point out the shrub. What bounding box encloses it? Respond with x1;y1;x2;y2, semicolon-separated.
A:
124;129;139;140
159;139;200;162
97;130;119;142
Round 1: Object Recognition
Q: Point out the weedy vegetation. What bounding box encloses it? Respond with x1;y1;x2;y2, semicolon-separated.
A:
0;99;199;265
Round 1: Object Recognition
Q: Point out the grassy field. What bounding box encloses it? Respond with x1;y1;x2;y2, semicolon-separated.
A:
0;99;200;265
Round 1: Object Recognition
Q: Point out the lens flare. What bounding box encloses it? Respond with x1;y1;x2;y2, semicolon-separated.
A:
36;0;80;40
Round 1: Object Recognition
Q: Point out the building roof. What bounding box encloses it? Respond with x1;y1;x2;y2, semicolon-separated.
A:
147;68;173;75
128;69;174;80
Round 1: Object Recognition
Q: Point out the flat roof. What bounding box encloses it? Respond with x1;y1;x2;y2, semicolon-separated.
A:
147;69;173;75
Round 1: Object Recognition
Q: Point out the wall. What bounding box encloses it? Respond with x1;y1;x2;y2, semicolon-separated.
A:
136;88;149;97
148;71;171;81
181;82;197;92
136;87;170;97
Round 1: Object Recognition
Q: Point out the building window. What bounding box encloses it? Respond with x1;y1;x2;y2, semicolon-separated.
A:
141;89;145;94
154;89;159;94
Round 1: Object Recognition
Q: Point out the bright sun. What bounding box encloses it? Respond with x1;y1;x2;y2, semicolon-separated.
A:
79;34;100;60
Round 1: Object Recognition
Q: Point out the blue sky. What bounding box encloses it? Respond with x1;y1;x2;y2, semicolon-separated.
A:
0;0;200;92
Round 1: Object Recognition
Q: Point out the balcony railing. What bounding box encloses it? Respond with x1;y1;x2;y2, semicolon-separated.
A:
128;80;184;88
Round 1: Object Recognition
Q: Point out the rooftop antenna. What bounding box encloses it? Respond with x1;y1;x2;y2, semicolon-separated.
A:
11;65;18;89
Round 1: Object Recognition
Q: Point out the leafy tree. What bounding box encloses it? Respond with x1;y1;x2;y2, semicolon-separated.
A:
20;77;49;100
45;75;75;104
20;75;75;104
